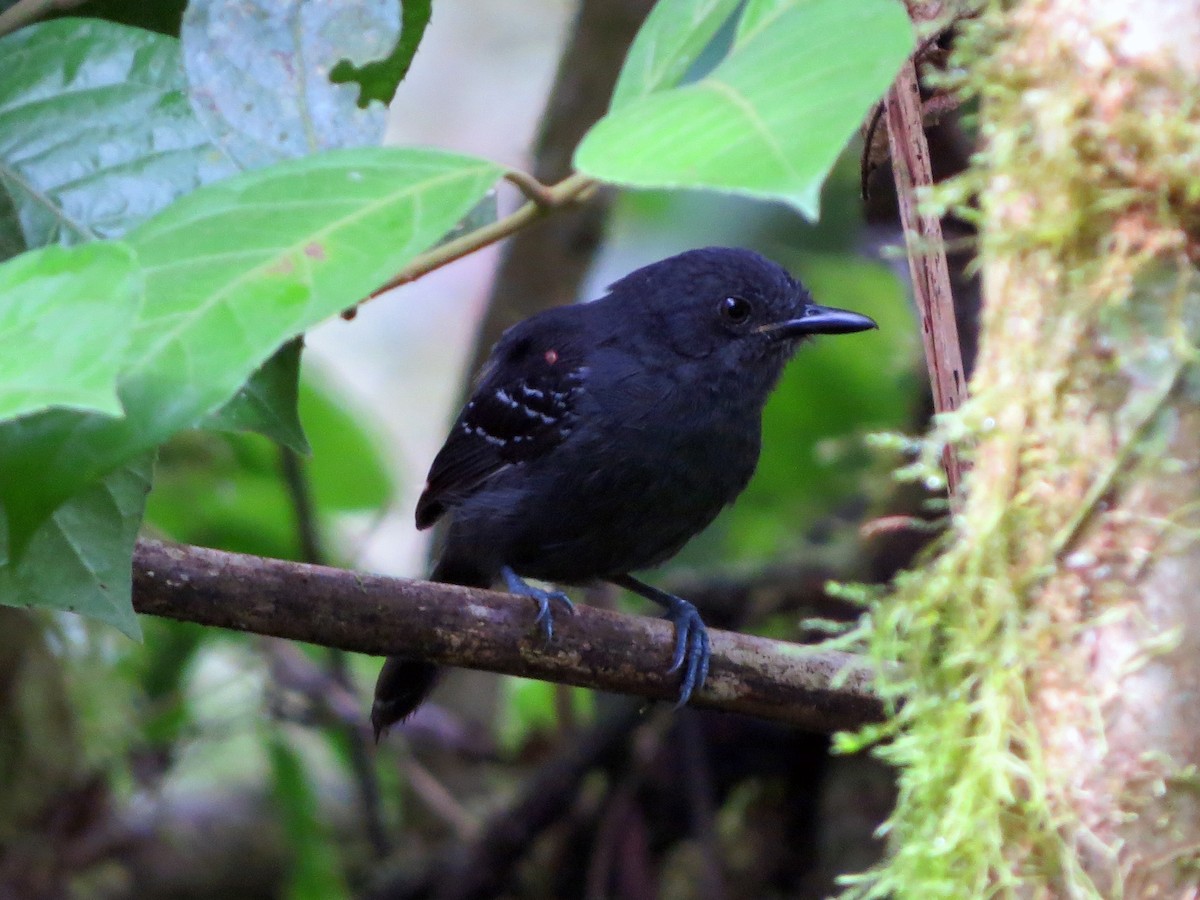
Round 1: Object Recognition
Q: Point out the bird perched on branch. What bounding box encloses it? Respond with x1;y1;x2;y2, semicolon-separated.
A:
372;246;876;738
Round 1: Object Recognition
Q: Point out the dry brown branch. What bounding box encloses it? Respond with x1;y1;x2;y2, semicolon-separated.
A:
131;539;884;733
884;57;967;495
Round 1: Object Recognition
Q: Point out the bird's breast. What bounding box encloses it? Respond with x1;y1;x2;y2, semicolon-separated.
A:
501;380;762;580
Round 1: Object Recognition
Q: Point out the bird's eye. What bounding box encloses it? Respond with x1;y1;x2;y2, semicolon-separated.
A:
718;296;753;325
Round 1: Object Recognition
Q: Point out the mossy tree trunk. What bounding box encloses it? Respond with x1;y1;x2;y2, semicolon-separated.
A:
855;1;1200;895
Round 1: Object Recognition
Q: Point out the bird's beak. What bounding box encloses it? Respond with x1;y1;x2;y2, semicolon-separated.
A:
758;304;877;339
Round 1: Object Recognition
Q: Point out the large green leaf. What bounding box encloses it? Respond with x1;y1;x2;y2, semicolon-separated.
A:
145;430;303;561
182;0;400;169
173;353;393;543
331;0;433;106
146;373;393;561
608;0;741;108
299;376;391;514
0;454;153;639
0;146;501;555
0;19;235;247
575;0;913;219
204;339;310;453
0;243;140;423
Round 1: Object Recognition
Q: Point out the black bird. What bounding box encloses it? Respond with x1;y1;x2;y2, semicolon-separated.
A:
372;247;876;738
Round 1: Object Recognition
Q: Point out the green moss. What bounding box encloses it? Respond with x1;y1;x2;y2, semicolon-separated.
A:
834;1;1200;896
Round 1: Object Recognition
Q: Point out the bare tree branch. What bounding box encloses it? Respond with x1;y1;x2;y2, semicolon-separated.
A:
885;56;967;496
131;539;885;733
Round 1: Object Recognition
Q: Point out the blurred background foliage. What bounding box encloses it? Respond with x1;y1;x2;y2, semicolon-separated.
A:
0;0;933;897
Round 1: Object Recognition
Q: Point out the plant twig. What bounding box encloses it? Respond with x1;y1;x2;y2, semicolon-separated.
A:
504;170;560;206
0;0;86;38
398;754;481;842
131;539;886;733
885;58;967;496
363;172;597;302
278;444;326;564
459;0;655;374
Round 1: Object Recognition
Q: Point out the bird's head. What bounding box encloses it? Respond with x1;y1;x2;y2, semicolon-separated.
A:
603;247;876;394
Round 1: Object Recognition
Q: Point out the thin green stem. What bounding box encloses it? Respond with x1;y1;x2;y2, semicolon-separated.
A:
364;171;598;302
0;0;87;38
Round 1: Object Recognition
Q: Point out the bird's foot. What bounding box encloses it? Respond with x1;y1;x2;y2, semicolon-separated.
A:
660;596;711;707
610;575;710;707
501;566;575;642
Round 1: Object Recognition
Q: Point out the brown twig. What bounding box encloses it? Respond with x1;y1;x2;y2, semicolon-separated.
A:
363;703;642;900
131;539;885;732
885;58;967;496
397;754;481;842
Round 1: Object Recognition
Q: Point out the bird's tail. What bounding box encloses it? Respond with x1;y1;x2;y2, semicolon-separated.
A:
370;557;492;741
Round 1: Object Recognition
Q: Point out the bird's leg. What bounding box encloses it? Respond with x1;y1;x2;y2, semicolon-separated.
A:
501;566;575;642
610;574;710;706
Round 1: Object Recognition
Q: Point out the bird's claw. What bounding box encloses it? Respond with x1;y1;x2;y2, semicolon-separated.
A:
663;600;710;707
502;566;574;643
610;576;712;708
530;589;575;641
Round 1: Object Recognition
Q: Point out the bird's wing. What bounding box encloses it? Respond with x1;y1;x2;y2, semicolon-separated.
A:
415;322;588;529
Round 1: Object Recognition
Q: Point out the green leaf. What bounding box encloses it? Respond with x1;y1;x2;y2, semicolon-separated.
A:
268;737;348;900
182;0;400;168
205;339;310;453
0;146;502;554
300;377;391;514
438;189;499;247
145;431;301;560
0;243;140;423
330;0;433;106
0;454;152;639
734;0;793;45
574;0;913;219
146;374;393;561
609;0;741;108
0;19;235;247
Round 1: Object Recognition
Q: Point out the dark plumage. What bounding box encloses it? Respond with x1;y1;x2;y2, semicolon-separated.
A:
372;247;876;738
